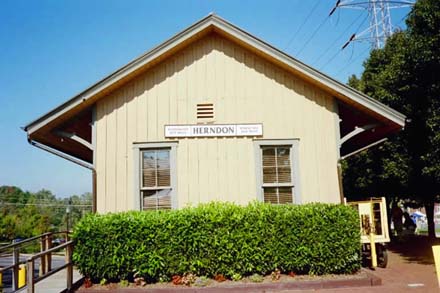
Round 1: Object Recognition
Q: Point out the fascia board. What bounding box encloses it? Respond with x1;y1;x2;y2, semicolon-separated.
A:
24;15;216;135
209;16;405;127
24;14;405;135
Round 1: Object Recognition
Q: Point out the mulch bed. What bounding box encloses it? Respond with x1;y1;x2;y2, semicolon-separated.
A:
75;269;381;292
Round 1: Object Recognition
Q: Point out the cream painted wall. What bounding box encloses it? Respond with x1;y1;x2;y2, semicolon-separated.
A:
95;32;341;213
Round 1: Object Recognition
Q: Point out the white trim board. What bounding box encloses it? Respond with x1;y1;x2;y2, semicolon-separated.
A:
24;14;405;136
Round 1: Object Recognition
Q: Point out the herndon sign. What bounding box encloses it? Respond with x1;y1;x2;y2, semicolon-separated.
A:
165;124;263;138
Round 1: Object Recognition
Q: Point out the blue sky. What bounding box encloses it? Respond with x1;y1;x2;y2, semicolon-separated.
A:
0;0;412;198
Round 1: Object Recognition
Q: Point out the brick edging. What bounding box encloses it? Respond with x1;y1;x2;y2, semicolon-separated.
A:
78;269;381;292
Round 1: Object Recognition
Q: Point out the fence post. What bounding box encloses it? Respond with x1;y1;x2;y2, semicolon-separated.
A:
12;240;19;291
26;259;34;293
46;234;52;272
66;243;73;291
40;235;46;276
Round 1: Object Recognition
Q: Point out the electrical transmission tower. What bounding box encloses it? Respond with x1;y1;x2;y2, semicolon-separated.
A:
330;0;415;49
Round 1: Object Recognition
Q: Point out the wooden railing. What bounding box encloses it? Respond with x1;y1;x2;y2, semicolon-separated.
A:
26;240;74;293
0;231;73;292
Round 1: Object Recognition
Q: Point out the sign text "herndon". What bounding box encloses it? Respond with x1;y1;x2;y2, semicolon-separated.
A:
164;124;263;138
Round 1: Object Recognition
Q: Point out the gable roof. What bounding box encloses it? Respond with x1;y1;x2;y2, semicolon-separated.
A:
24;14;405;135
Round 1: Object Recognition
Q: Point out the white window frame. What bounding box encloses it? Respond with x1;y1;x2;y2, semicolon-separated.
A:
254;139;302;204
133;141;178;210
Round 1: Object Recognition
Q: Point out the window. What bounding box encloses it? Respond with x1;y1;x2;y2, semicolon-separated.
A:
134;142;177;211
255;140;301;204
261;146;293;203
141;149;171;210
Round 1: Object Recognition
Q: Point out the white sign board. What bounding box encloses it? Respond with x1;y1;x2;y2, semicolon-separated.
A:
165;124;263;138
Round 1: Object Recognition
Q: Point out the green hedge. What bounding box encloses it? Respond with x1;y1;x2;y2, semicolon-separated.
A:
72;202;361;282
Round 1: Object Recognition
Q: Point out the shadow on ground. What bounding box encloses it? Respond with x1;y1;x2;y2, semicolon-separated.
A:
387;235;440;265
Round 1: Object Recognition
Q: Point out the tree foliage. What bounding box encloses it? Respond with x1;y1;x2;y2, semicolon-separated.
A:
343;0;440;236
0;185;92;241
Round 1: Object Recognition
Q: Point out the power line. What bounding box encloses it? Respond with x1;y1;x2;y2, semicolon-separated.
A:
312;12;363;66
334;45;371;77
319;13;369;70
0;196;90;203
332;0;415;49
0;196;90;202
321;2;412;80
296;16;330;57
341;13;370;49
0;197;90;206
284;1;322;50
0;202;92;207
320;48;343;71
326;8;408;75
395;11;411;29
336;11;411;75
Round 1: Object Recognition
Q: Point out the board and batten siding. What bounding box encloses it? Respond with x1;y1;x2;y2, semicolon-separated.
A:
95;32;340;213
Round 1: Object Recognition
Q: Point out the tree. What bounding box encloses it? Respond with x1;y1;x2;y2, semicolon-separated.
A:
343;0;440;237
0;186;92;241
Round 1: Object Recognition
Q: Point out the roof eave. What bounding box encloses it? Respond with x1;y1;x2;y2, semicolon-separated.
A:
208;16;406;127
23;14;406;135
23;14;218;134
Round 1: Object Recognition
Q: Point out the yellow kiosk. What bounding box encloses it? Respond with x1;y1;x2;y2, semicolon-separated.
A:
347;197;390;268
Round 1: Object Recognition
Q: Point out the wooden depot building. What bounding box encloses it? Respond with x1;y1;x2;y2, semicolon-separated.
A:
23;15;405;213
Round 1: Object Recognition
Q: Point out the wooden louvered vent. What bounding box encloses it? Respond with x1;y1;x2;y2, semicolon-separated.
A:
141;149;171;210
197;103;214;120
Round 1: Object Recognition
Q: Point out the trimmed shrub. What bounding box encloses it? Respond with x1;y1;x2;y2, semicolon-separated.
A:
72;202;361;282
